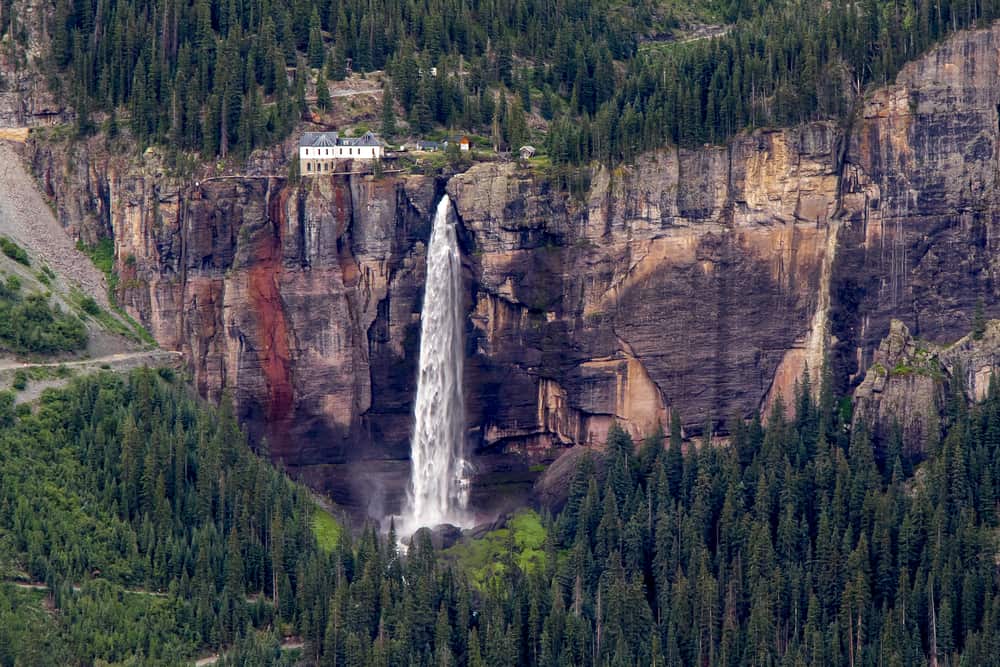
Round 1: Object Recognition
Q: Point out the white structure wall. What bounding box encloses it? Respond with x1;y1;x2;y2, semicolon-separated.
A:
298;144;384;161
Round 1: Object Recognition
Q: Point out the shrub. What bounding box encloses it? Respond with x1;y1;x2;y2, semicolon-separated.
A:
0;237;30;266
0;390;14;426
80;296;101;316
12;370;27;391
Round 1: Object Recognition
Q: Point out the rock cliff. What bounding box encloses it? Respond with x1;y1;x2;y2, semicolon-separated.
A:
854;318;1000;459
15;22;1000;514
0;0;66;127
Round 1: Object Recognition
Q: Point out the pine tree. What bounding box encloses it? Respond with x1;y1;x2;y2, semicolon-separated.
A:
316;68;331;110
308;8;325;69
380;83;397;139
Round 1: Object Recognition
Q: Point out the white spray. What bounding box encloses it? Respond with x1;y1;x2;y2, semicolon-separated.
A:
401;195;471;532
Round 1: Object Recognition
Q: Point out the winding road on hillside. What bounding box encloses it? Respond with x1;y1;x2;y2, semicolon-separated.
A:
0;350;181;372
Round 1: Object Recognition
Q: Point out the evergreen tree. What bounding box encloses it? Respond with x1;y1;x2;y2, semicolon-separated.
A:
316;69;331;110
380;83;397;139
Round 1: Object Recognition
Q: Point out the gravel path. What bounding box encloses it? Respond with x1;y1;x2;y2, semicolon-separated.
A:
0;350;181;372
0;350;183;402
0;141;112;309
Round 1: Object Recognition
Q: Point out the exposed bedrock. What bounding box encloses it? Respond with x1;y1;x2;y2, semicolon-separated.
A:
18;23;1000;511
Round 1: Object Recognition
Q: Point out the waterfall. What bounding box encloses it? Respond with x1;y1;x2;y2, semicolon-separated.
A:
401;194;471;532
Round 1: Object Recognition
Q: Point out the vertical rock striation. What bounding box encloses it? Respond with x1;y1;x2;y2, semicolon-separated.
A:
17;23;1000;510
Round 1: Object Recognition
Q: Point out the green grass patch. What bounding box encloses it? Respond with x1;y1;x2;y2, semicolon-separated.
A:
22;365;74;382
76;238;118;295
72;240;158;344
311;510;343;553
891;362;914;376
76;238;114;277
443;509;547;589
69;288;157;346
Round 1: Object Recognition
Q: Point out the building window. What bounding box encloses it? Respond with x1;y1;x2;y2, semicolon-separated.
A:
307;163;312;171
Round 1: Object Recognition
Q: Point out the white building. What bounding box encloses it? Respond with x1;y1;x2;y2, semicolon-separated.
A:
299;131;385;173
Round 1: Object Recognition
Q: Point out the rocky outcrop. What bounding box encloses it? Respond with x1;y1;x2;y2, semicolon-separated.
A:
854;318;1000;456
16;22;1000;513
852;320;946;456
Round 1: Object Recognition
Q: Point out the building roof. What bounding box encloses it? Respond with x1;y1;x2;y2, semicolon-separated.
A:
338;131;383;147
299;130;383;148
300;131;340;147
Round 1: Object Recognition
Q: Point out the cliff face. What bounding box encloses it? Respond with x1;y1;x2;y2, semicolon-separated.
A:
449;127;841;449
449;22;1000;456
149;172;441;513
26;137;440;510
0;0;66;127
18;23;1000;513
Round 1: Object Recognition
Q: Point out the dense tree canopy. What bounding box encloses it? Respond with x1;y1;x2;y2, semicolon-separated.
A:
7;0;999;163
3;364;1000;664
0;369;325;664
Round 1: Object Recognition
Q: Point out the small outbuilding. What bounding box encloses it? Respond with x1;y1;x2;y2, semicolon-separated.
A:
518;145;536;160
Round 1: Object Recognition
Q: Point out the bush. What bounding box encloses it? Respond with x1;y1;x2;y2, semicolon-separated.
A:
11;371;27;391
0;237;30;266
79;296;101;316
0;390;14;426
3;276;20;294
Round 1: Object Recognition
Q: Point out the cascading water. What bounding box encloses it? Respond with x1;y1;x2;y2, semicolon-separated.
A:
400;194;471;533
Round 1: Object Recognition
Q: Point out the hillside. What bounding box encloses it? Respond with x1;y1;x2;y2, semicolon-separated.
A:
0;369;336;665
5;0;998;165
4;1;1000;665
2;366;1000;664
0;139;153;361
